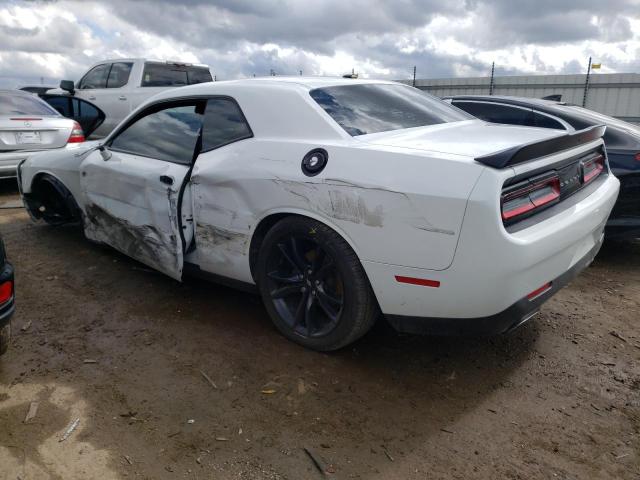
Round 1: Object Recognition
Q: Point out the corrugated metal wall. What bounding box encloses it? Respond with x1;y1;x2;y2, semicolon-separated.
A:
400;73;640;123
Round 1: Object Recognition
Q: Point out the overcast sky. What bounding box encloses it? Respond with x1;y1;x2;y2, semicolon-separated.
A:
1;0;639;87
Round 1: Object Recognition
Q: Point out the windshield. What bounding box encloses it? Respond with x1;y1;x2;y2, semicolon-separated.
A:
0;93;59;116
310;84;472;136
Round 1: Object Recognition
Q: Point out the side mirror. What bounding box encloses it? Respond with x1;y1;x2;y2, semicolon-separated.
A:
98;145;112;161
60;80;75;95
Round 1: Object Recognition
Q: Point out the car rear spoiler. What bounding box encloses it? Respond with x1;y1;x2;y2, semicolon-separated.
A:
475;125;606;168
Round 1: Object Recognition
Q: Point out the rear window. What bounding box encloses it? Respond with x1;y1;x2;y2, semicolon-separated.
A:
0;93;58;116
454;101;536;126
309;84;471;136
141;63;212;87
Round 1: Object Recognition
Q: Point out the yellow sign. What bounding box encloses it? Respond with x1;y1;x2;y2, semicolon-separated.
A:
592;63;602;69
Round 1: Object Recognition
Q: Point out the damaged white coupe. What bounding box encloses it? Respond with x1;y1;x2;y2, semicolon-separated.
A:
18;78;619;350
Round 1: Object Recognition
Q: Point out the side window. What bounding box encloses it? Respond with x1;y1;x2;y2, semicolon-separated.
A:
454;102;536;127
141;63;188;87
106;62;133;88
110;103;203;165
533;112;566;130
78;64;111;89
202;98;252;151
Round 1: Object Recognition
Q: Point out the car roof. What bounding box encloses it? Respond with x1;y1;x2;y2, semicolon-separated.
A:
446;94;568;108
148;76;401;102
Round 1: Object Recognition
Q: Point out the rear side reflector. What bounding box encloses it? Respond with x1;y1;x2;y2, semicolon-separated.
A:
395;275;440;288
0;280;13;304
527;282;552;300
501;173;560;223
67;121;85;143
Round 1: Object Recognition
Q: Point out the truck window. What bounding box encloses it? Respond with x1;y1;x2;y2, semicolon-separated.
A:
106;62;133;88
141;63;212;87
78;64;110;89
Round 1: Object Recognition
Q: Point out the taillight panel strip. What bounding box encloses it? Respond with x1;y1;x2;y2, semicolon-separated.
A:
501;148;607;227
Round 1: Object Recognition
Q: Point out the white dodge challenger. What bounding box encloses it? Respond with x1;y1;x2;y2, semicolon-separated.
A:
18;78;619;350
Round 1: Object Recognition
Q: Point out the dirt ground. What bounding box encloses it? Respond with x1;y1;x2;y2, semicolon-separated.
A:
0;180;638;480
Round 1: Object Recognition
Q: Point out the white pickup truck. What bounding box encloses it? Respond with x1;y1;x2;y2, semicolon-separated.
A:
54;58;213;137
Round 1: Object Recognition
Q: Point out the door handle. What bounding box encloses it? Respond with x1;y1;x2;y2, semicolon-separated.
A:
118;95;127;101
160;175;174;185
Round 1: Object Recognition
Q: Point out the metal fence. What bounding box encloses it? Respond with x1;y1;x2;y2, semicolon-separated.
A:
400;73;640;124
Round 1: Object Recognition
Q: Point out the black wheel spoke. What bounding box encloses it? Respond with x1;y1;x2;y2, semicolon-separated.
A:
277;242;302;273
290;237;309;271
316;292;339;323
270;283;303;299
317;288;342;308
315;256;335;279
267;270;302;284
305;293;317;334
293;291;309;328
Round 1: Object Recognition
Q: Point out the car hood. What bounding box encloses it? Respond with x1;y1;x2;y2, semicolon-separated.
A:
357;120;566;159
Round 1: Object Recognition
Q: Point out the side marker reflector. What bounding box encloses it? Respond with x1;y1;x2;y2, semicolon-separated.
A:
395;275;440;288
527;282;552;300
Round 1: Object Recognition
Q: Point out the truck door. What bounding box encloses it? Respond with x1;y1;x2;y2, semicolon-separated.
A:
79;99;204;280
75;62;133;138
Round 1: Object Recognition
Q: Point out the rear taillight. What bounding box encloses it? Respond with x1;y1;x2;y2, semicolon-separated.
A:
582;154;604;184
0;280;13;304
67;121;85;143
501;173;560;223
634;152;640;162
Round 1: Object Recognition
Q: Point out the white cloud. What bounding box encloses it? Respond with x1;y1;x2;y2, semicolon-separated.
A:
1;0;639;88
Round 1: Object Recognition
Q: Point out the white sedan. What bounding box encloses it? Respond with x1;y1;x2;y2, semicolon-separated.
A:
0;89;91;178
18;78;619;350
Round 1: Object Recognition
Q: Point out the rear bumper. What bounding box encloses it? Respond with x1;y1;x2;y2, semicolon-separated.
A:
363;171;619;325
386;234;603;335
0;262;15;329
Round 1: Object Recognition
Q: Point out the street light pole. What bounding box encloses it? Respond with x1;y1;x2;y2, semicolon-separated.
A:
582;56;592;108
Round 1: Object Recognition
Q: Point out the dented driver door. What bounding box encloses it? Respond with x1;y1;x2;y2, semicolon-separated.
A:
78;101;203;280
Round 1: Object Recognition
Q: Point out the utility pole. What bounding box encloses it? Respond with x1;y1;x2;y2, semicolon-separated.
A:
489;62;495;95
412;65;416;87
582;56;592;107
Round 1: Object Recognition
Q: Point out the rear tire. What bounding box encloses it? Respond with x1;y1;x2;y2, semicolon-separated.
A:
256;216;378;351
0;323;10;356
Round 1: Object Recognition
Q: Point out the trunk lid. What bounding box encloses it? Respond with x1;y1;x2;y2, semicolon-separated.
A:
0;116;72;152
357;120;566;160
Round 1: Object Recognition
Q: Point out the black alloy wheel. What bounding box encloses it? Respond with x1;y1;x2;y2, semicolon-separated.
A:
257;216;378;351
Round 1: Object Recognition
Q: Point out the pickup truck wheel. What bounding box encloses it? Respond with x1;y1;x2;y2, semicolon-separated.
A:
0;323;10;356
257;216;377;351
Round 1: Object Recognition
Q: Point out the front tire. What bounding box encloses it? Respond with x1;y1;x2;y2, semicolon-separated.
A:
0;323;10;356
257;216;377;351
